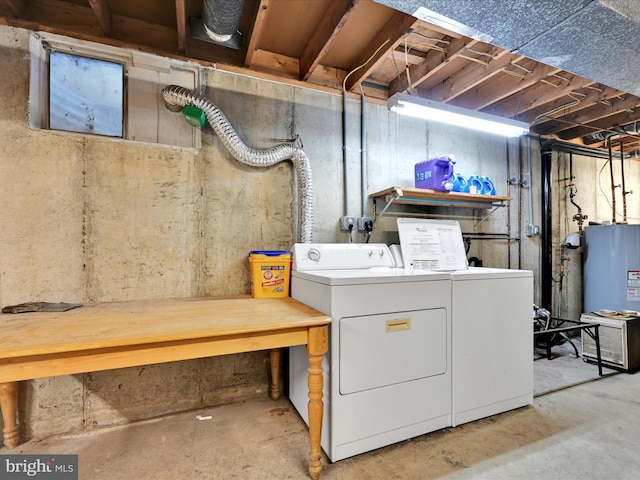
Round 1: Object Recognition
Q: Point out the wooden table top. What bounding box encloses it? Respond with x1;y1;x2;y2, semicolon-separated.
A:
0;295;330;359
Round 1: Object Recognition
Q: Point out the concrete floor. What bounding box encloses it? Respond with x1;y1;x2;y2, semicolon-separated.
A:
9;341;640;480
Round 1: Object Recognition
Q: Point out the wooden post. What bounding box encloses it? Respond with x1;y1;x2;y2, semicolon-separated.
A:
306;325;328;480
0;382;19;449
269;348;281;400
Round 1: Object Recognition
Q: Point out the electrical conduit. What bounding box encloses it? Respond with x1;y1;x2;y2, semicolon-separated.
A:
161;85;314;243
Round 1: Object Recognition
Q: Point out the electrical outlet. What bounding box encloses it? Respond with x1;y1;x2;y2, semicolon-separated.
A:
340;216;356;232
357;216;374;232
526;224;539;237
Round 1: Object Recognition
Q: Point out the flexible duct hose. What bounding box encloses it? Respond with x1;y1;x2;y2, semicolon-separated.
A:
161;85;314;243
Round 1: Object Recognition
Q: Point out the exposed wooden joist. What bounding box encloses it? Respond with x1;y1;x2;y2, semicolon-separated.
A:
388;36;478;97
87;0;112;36
244;0;270;67
534;93;639;136
174;0;186;53
250;48;299;78
482;72;592;119
557;107;640;140
0;0;25;17
523;84;616;128
299;0;355;81
6;0;179;52
344;10;416;92
456;61;563;112
588;135;640;150
427;50;517;103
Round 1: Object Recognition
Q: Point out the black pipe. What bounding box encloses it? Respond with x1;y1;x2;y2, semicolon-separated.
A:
462;232;510;236
620;140;627;223
468;256;483;267
541;147;553;310
544;139;625;159
608;138;616;224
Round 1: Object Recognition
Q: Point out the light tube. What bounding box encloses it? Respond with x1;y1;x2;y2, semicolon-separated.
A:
388;93;529;137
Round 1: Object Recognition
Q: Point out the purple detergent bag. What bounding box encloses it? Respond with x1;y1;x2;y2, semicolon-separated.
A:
414;154;456;191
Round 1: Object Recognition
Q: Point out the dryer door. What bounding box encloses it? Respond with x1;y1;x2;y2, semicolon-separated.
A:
339;308;447;395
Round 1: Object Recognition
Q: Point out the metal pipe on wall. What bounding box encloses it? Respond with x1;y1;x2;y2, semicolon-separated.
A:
361;94;367;217
526;135;535;236
517;139;523;269
342;91;349;218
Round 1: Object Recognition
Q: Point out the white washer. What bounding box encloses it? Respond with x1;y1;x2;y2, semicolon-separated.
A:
450;267;533;426
288;243;452;462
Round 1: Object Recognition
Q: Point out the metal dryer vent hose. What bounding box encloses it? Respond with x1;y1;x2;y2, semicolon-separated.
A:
161;85;314;243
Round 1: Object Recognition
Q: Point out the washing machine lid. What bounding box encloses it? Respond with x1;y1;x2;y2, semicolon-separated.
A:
450;266;533;280
292;267;449;286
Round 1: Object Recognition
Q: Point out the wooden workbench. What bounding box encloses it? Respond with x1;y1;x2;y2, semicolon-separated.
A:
0;295;330;480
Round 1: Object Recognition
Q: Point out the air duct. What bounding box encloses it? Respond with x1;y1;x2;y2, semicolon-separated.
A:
162;85;314;243
202;0;245;42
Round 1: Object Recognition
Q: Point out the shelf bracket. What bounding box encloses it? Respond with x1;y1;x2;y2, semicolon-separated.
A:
373;195;400;225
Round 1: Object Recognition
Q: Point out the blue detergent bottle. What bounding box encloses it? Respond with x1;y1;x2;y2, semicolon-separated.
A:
466;175;484;194
452;172;468;192
480;176;496;195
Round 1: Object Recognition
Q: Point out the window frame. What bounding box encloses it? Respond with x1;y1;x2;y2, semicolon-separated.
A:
29;32;202;148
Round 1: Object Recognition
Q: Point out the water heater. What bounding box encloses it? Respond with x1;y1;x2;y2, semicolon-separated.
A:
583;224;640;313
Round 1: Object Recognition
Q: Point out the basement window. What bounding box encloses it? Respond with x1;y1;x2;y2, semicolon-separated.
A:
49;51;124;137
30;32;201;148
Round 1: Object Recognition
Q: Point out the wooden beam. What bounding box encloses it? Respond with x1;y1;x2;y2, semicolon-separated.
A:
249;48;299;78
481;71;592;118
388;36;474;97
454;61;563;111
175;0;186;53
244;0;269;67
87;0;112;36
299;0;356;82
7;0;178;52
427;50;518;103
0;0;26;17
556;107;640;140
522;84;614;127
344;10;416;92
534;93;639;136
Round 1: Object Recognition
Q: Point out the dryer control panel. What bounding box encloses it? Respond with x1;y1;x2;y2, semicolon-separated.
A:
292;243;394;271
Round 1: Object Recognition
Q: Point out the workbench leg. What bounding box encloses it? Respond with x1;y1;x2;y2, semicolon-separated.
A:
0;382;19;449
307;325;328;480
269;348;281;400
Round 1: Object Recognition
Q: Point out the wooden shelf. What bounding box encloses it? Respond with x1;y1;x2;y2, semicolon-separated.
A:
370;186;511;219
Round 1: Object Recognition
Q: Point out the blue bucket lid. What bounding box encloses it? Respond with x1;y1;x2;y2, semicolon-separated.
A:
249;250;291;256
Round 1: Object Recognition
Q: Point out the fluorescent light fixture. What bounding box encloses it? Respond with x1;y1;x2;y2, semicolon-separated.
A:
388;93;529;138
413;7;493;43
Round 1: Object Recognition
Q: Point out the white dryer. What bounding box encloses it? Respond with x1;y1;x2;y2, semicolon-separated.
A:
288;243;451;462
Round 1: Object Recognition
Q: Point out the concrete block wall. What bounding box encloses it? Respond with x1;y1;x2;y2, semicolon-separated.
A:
0;24;638;442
